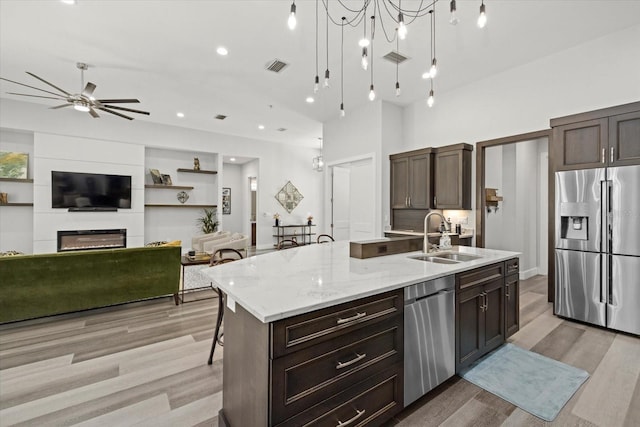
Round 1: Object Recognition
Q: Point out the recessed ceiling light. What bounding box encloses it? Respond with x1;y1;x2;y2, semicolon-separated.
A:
258;125;265;130
217;47;228;56
176;112;185;118
306;97;315;103
230;157;236;162
60;0;76;4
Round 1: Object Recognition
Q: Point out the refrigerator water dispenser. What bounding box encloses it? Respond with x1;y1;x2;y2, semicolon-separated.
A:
559;202;590;241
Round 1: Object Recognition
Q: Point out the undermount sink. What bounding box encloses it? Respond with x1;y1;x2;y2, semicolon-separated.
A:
431;252;482;262
408;255;461;264
408;252;482;264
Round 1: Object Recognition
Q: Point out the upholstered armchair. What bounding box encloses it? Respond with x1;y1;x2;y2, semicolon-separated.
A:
191;231;231;253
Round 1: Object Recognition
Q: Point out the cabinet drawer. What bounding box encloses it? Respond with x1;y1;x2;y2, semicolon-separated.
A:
456;263;504;291
271;315;402;424
505;258;519;275
272;289;403;358
276;366;402;427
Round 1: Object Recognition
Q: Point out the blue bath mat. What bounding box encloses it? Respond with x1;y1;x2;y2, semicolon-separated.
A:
459;343;589;421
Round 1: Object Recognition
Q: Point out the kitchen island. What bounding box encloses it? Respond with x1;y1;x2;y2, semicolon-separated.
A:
202;242;519;427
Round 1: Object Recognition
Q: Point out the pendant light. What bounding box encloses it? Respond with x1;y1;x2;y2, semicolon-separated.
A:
395;33;401;97
478;0;487;28
430;7;438;78
340;17;346;117
427;80;435;108
288;1;297;30
360;1;369;70
324;2;330;88
368;15;375;101
314;0;319;93
449;0;459;25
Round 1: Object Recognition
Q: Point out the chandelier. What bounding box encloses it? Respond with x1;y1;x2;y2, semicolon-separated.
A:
287;0;489;117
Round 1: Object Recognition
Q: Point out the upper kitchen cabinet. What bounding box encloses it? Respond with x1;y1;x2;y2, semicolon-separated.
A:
390;148;433;210
551;102;640;171
433;144;473;210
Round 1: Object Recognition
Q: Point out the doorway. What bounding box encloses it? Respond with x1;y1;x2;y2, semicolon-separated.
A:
330;157;375;241
476;130;550;282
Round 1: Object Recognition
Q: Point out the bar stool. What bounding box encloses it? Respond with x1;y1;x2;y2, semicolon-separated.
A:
277;239;299;250
316;234;335;244
207;248;243;365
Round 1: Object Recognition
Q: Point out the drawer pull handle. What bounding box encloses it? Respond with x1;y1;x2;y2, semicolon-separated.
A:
336;311;366;325
337;409;366;426
336;352;367;370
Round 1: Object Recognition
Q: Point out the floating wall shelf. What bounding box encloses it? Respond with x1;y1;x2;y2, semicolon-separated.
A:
0;202;33;207
176;168;217;175
145;184;195;190
0;177;34;183
144;204;218;208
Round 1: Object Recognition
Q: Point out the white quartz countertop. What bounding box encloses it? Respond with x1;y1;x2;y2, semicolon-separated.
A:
201;242;519;323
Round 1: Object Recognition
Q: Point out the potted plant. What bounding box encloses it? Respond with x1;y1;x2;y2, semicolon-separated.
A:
307;215;313;226
196;208;219;234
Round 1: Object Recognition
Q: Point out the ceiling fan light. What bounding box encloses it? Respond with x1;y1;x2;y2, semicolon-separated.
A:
73;101;90;112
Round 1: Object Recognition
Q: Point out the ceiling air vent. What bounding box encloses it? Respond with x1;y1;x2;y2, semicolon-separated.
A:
382;51;409;64
215;114;227;120
277;128;287;132
266;59;289;73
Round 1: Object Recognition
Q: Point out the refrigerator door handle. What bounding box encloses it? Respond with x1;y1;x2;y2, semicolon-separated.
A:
601;254;609;305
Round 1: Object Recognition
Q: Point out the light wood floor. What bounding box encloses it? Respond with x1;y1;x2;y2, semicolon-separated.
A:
1;276;638;426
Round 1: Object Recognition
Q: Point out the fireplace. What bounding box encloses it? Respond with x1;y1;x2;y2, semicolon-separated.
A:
57;229;127;252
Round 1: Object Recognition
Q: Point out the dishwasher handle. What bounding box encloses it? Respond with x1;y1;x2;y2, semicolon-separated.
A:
413;289;454;304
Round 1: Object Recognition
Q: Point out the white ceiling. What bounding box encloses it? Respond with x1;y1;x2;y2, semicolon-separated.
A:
1;1;640;148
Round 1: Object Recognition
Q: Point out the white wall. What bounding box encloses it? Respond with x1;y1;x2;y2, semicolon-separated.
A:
0;98;323;251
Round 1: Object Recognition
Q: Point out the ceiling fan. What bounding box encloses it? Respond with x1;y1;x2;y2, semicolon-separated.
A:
0;62;150;120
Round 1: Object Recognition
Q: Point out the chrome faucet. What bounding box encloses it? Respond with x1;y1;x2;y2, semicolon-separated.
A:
423;211;451;253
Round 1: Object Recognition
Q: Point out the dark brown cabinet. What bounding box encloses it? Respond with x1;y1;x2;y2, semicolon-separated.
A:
390;148;433;210
455;259;518;372
220;289;404;427
433;144;472;209
552;105;640;171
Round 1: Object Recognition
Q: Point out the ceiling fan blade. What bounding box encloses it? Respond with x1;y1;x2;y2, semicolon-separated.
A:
0;77;66;98
50;104;72;109
101;104;150;115
97;107;134;120
89;107;100;118
95;99;140;104
7;92;66;101
25;72;71;96
83;82;96;98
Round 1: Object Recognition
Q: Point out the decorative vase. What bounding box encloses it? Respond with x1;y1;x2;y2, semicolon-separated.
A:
275;219;279;226
307;220;312;226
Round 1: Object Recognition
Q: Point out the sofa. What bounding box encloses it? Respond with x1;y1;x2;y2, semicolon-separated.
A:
192;231;249;256
0;246;181;323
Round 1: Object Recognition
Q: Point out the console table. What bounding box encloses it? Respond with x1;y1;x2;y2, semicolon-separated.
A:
273;224;316;246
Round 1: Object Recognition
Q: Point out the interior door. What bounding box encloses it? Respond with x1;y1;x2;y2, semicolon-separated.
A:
331;165;350;241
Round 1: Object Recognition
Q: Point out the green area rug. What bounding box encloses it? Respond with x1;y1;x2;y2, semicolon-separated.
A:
459;343;589;421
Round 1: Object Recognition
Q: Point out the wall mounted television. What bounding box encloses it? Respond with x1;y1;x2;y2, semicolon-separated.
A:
51;171;132;210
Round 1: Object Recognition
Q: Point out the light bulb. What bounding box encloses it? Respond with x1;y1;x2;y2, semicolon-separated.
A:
361;47;369;70
422;71;431;79
324;69;330;88
478;3;487;28
358;38;370;48
314;75;319;93
74;101;90;112
368;84;376;101
288;2;297;30
427;90;435;108
449;0;459;25
398;13;407;40
340;103;345;118
430;58;438;78
395;82;401;97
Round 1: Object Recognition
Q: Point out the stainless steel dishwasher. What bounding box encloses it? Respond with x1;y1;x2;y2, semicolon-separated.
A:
404;275;455;407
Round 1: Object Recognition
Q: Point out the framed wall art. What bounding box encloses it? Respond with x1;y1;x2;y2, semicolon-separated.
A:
0;151;29;179
222;187;231;215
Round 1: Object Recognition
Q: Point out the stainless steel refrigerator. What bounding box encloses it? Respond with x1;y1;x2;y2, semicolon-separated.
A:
555;165;640;336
